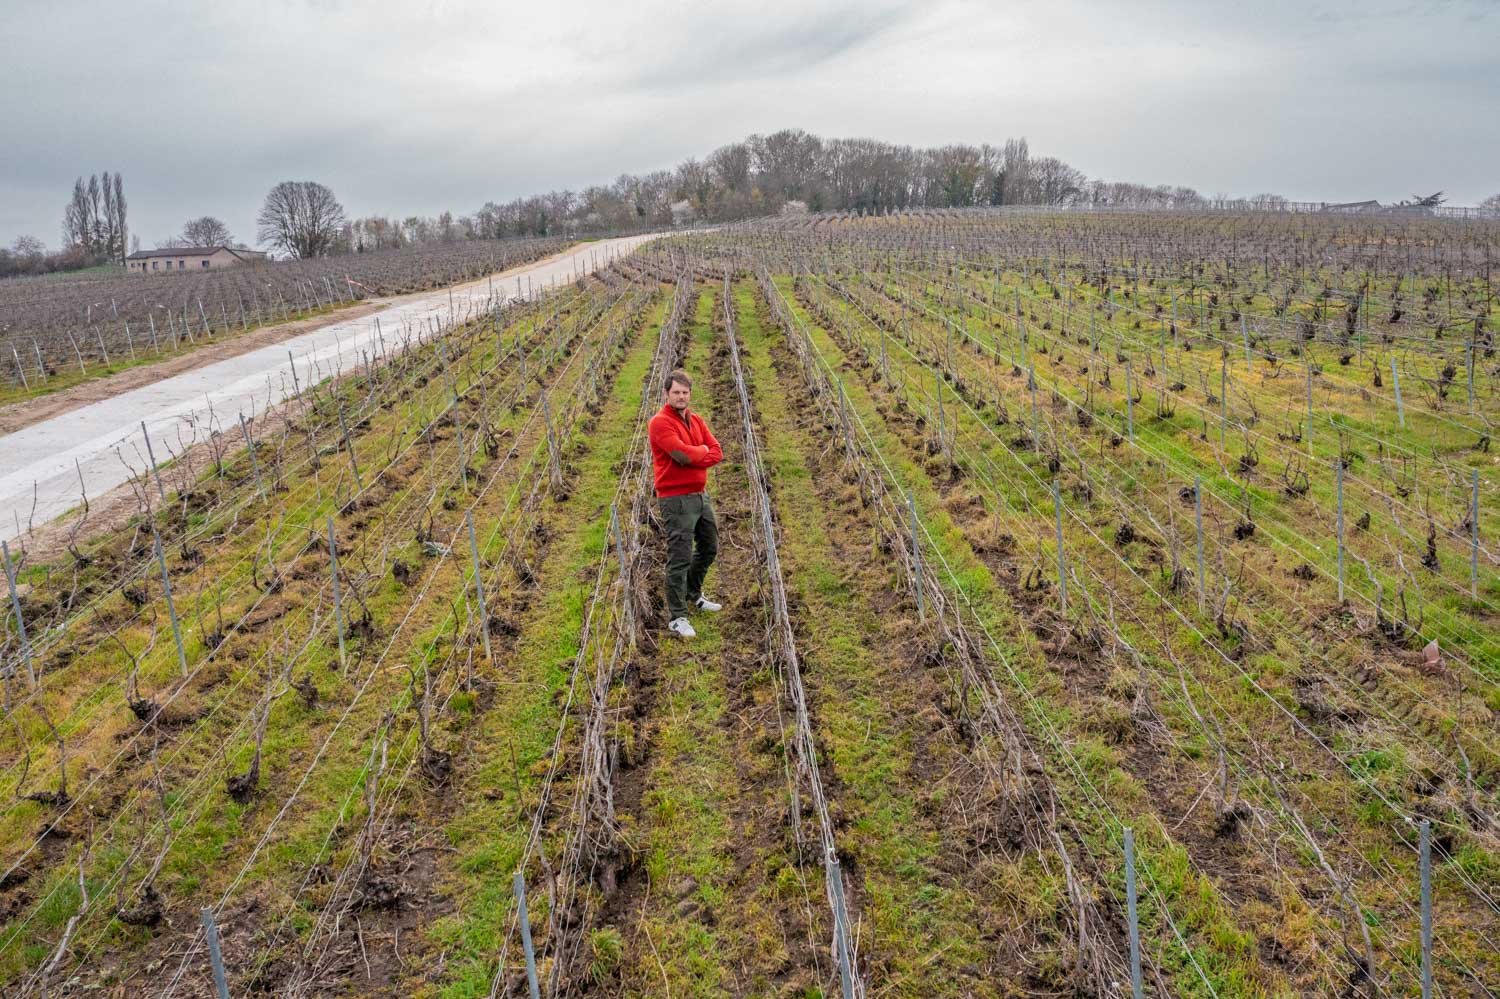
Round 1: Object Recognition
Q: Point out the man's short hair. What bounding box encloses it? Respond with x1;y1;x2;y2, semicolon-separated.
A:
664;369;692;393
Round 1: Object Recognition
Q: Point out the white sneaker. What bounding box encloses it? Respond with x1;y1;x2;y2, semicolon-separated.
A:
694;596;723;613
668;617;697;639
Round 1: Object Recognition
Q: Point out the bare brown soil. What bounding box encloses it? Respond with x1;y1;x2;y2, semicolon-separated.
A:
760;318;1077;991
702;331;830;993
586;314;828;995
34;298;608;997
815;302;1343;992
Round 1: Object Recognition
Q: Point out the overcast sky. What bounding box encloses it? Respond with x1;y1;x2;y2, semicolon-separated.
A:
3;0;1495;249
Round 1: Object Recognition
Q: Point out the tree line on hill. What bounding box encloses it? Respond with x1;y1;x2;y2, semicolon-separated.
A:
343;130;1247;250
8;130;1498;275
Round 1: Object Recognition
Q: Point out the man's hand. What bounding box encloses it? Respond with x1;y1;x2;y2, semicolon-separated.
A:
650;412;720;468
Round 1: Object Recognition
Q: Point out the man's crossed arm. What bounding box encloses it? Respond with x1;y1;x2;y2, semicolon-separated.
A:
651;415;724;468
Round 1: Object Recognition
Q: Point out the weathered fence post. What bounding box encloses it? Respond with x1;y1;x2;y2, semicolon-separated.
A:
1420;819;1433;999
1220;351;1228;446
286;350;303;402
1305;356;1314;451
2;540;37;687
66;330;86;374
466;511;492;662
239;413;265;500
1124;828;1144;999
827;850;857;999
454;416;470;493
1467;338;1476;415
200;907;231;999
1472;469;1481;600
1391;356;1405;428
1336;459;1346;602
1053;479;1068;613
935;372;948;461
153;530;188;676
141;421;166;501
1029;365;1040;450
10;345;28;391
336;401;364;491
1195;477;1205;613
908;490;925;623
328;516;346;672
513;870;542;999
438;338;458;403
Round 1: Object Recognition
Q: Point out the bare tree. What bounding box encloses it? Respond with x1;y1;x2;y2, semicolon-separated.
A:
999;137;1031;205
928;144;986;207
673;158;713;214
113;173;128;262
241;128;1221;243
86;174;104;252
708;141;752;193
10;235;45;261
348;214;405;249
752;128;824;200
61;171;126;262
1031;156;1086;206
62;178;97;254
180;215;234;246
102;171;128;263
1250;192;1291;209
256;180;347;258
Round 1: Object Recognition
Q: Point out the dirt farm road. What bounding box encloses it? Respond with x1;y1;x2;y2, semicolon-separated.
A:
0;233;663;546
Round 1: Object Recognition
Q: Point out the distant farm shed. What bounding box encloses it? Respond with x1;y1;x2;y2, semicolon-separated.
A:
126;246;269;274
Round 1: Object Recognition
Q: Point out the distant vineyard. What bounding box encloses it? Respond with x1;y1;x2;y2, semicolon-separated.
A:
1;211;1496;998
0;236;567;388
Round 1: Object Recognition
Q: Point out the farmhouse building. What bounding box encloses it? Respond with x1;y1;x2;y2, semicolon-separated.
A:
126;246;268;274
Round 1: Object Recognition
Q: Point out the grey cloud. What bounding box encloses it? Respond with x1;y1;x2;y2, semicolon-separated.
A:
2;0;1497;249
625;3;915;91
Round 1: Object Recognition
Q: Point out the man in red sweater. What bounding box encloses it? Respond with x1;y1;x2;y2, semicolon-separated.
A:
648;369;724;639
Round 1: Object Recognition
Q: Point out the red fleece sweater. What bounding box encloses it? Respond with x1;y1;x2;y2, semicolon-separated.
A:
648;404;723;497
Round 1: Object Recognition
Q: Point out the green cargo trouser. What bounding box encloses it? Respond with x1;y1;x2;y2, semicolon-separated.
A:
658;491;718;620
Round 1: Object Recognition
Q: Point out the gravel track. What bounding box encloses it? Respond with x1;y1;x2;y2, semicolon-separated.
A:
0;234;661;545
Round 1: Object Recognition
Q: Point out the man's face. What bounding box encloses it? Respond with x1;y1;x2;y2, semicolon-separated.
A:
666;380;691;412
